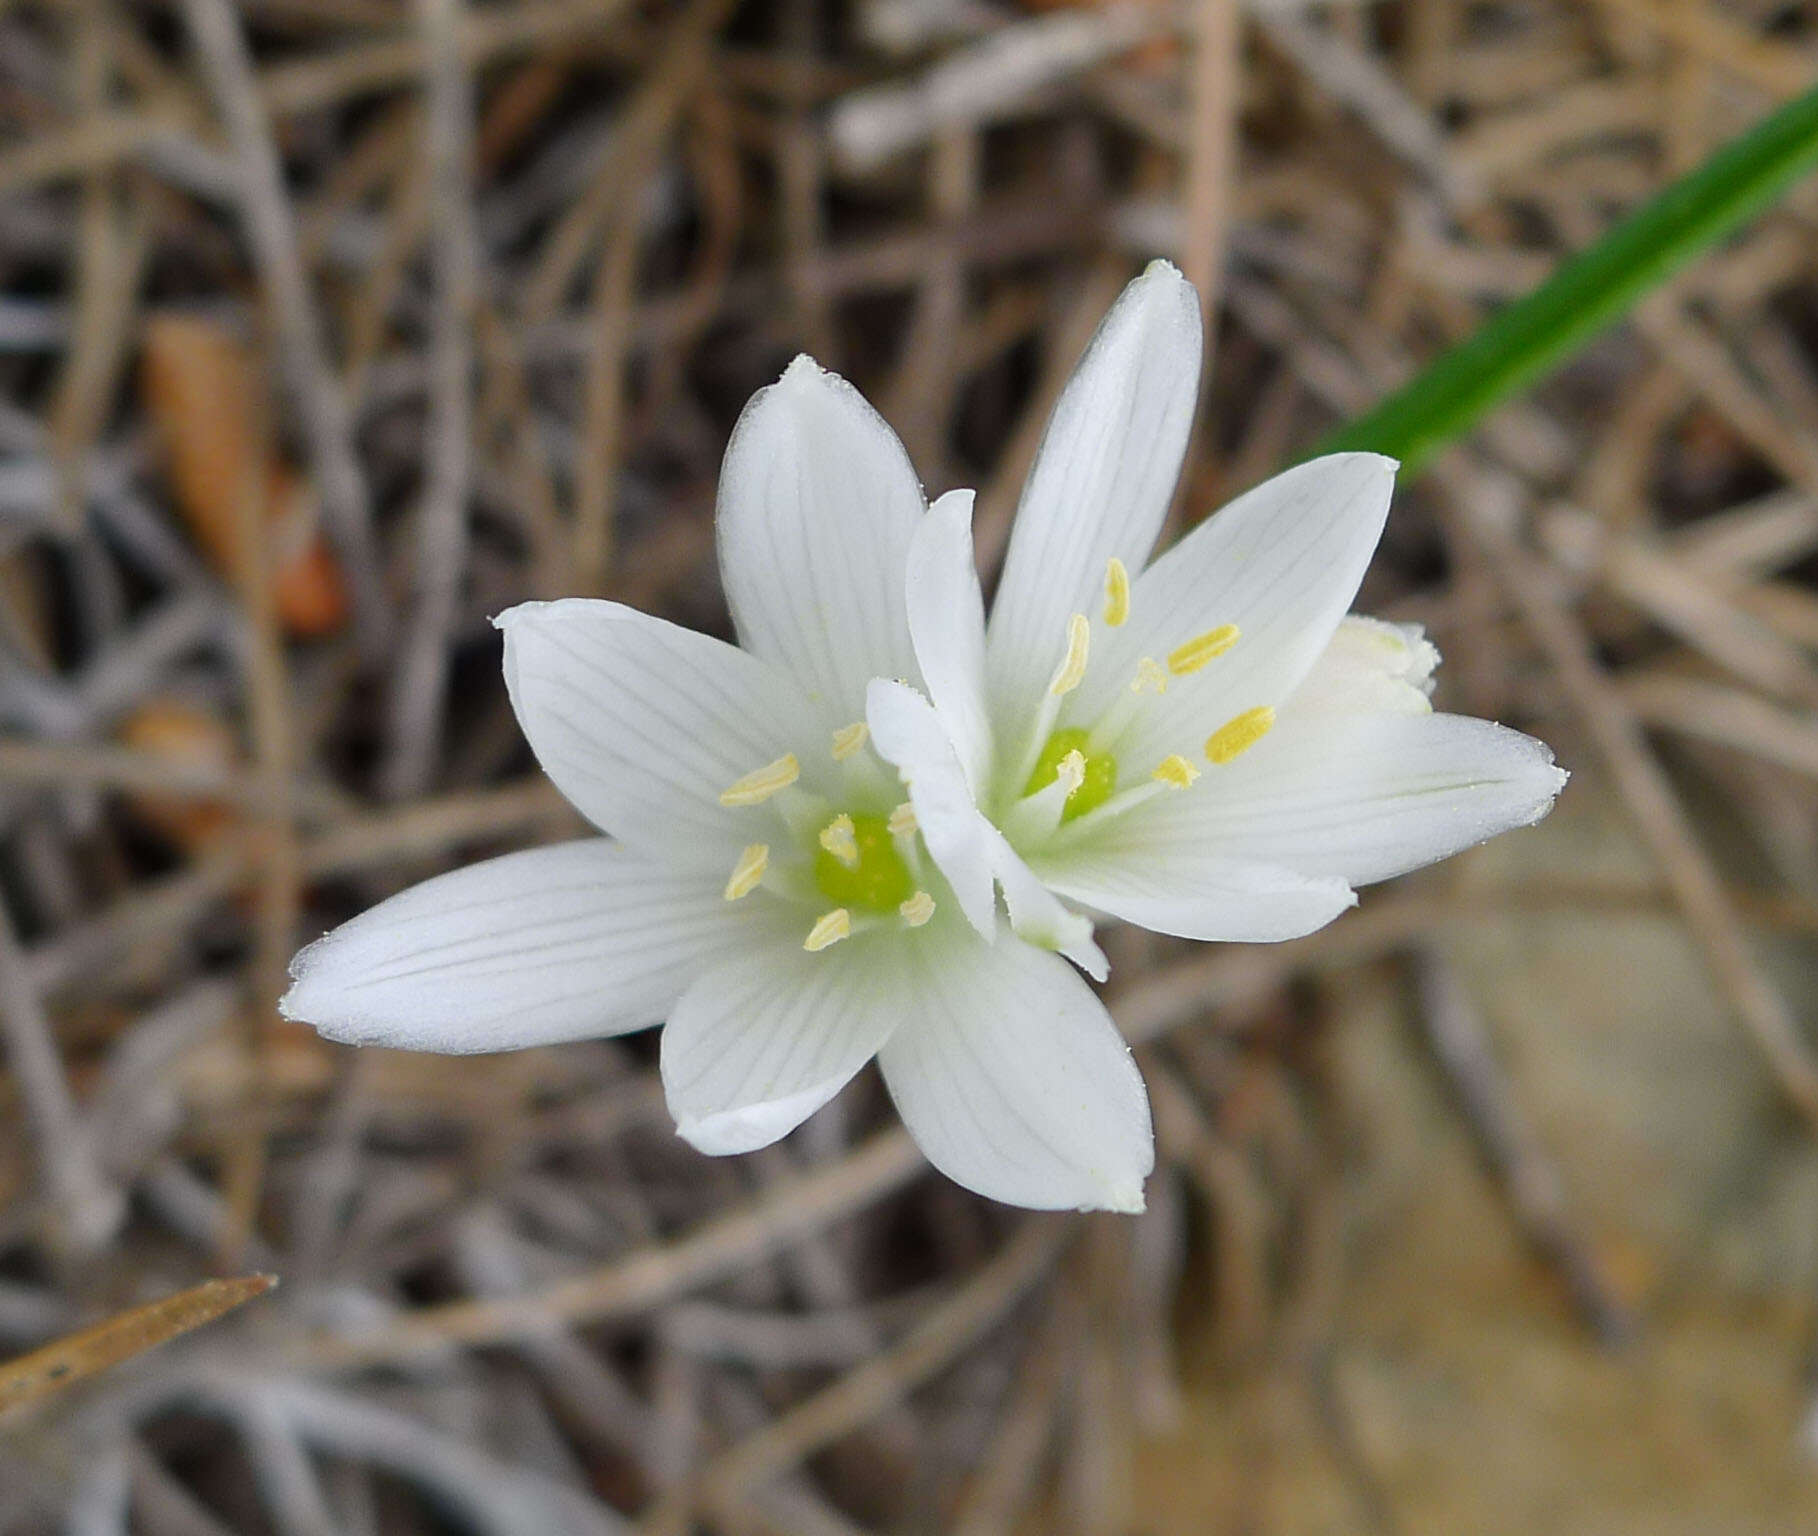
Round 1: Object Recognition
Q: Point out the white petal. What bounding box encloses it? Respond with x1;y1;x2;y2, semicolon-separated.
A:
1125;709;1568;887
717;356;925;718
866;678;996;937
867;678;1104;973
880;926;1152;1212
661;935;909;1155
281;842;765;1052
986;261;1202;745
1289;614;1440;717
989;831;1108;980
905;488;992;794
1030;834;1357;944
498;599;826;868
1084;454;1397;774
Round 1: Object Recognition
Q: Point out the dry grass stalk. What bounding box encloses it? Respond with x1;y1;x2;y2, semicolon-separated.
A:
0;1274;276;1425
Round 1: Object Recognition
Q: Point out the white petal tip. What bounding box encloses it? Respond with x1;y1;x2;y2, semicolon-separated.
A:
772;354;851;405
1524;763;1570;821
674;1118;736;1156
1133;259;1193;305
1124;259;1202;333
1338;449;1401;478
926;485;976;521
1501;733;1569;818
491;600;545;632
272;969;389;1051
276;941;326;1024
671;1079;841;1157
1093;1182;1147;1215
674;1113;770;1158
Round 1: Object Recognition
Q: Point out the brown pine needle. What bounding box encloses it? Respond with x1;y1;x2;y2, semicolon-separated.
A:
0;1273;277;1424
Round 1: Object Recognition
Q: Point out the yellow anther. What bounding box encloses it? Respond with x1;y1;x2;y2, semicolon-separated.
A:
1152;755;1200;789
1205;706;1275;765
887;801;917;838
1167;624;1241;676
831;721;869;761
719;753;800;806
1130;656;1169;695
1055;749;1087;795
803;908;852;952
723;843;769;900
818;813;859;869
1048;613;1091;697
1103;558;1131;628
899;891;935;927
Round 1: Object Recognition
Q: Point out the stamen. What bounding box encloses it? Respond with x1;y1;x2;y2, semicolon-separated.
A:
899;891;935;927
723;843;769;900
1205;705;1275;765
1130;657;1169;694
1103;558;1131;628
1048;612;1091;696
1054;749;1087;797
831;721;869;761
887;801;917;838
719;752;800;806
818;813;859;869
1167;624;1241;676
803;908;852;952
1152;755;1200;788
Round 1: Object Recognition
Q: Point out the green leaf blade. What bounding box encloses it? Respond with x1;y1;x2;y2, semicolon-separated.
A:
1316;86;1818;475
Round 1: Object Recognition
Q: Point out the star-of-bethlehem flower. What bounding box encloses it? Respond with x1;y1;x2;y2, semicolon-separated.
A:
282;262;1566;1214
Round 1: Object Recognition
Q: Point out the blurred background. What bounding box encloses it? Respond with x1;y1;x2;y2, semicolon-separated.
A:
3;0;1818;1530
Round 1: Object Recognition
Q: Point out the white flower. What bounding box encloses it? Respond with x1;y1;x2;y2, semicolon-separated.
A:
281;261;1565;1215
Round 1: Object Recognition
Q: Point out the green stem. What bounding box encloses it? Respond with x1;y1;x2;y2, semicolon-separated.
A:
1315;85;1818;475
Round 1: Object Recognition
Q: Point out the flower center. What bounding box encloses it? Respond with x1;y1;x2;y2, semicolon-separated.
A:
1023;728;1117;823
1001;570;1280;849
813;812;915;911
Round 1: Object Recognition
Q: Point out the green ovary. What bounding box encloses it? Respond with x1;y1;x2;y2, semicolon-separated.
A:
814;814;915;911
1023;727;1118;822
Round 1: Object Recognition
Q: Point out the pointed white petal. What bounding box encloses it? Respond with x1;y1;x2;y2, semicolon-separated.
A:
866;682;1106;974
986;263;1201;748
498;599;826;867
866;678;996;937
281;842;763;1052
988;829;1107;980
1085;454;1397;774
661;935;908;1155
1030;833;1357;944
717;356;925;717
905;488;992;793
881;927;1152;1212
1127;710;1568;887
